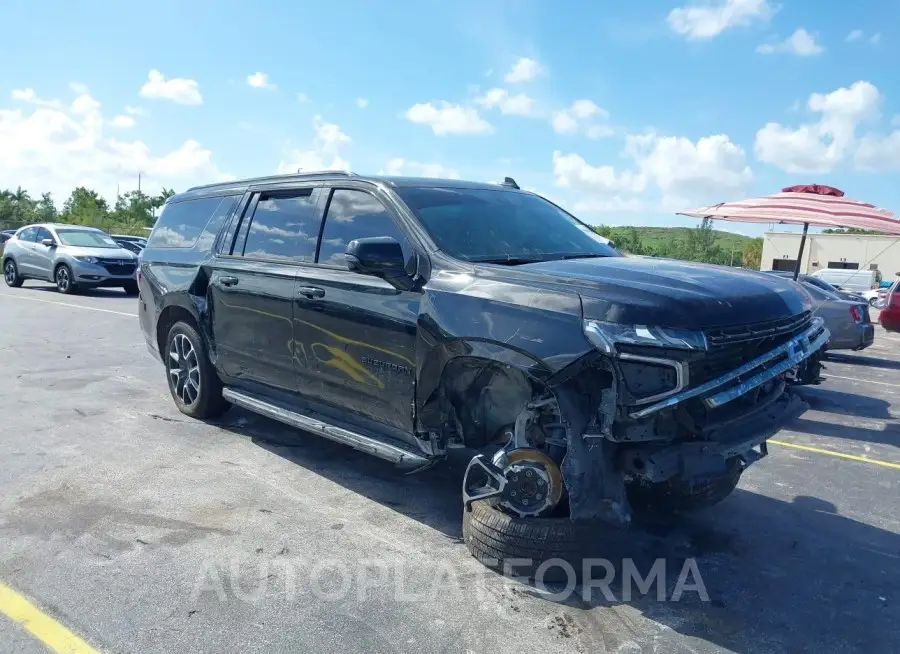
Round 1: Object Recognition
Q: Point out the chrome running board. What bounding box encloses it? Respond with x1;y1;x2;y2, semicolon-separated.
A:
222;388;429;469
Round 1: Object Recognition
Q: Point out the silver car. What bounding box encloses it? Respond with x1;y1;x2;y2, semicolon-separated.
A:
803;282;874;351
2;223;139;295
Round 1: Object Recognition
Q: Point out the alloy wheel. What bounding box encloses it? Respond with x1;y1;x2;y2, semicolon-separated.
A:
168;333;201;406
4;262;15;285
56;267;70;292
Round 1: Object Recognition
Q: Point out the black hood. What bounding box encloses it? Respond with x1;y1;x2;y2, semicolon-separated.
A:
485;256;812;330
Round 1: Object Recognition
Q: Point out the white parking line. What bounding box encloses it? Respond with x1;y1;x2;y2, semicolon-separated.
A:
825;373;900;388
0;293;137;317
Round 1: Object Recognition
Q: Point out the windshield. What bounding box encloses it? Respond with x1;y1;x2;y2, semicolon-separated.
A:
55;229;120;248
394;186;622;263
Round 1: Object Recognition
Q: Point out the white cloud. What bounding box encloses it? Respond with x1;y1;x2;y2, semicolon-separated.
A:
667;0;772;40
855;132;900;171
247;72;276;90
124;105;144;116
756;28;824;56
476;88;537;117
755;80;881;173
356;97;369;109
870;32;882;45
405;101;492;135
554;131;752;212
0;85;228;203
551;100;613;138
110;115;135;128
504;57;543;83
383;158;460;179
297;93;311;104
846;29;863;42
139;69;202;105
276;115;352;174
11;88;61;108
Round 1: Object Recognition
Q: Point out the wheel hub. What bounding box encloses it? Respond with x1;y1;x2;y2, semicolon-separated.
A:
495;448;564;518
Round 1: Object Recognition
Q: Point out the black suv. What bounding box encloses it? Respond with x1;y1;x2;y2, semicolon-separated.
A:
139;171;828;568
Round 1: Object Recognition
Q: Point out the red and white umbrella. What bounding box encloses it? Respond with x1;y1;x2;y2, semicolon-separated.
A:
678;184;899;279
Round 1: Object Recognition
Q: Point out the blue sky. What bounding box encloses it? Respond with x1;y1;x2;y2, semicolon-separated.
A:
2;0;899;235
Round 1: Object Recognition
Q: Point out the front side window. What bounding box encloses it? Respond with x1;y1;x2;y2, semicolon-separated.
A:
394;186;621;264
35;227;53;243
317;189;407;267
55;229;119;248
240;191;320;262
148;196;225;248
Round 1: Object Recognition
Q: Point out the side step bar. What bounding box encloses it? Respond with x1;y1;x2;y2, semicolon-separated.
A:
222;388;430;470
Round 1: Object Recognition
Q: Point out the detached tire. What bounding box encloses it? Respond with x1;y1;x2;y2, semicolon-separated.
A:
463;501;622;582
627;464;742;516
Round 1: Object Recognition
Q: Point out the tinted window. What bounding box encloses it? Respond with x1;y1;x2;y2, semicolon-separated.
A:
318;189;407;267
394;187;621;263
18;227;37;242
240;191;320;262
148;196;224;248
195;195;239;251
35;227;53;243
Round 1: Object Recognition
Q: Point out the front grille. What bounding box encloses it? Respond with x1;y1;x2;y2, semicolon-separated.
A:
692;312;813;385
97;258;136;276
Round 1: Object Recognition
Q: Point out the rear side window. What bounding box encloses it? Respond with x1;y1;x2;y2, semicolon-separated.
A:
17;227;37;242
239;190;320;262
317;189;407;266
148;196;227;248
194;195;240;251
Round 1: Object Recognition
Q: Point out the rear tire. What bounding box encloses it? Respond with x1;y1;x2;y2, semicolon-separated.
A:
869;297;879;307
55;264;77;294
123;281;139;295
164;320;228;419
3;259;23;288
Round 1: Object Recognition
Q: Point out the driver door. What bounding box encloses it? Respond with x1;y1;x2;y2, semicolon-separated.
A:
31;227;56;280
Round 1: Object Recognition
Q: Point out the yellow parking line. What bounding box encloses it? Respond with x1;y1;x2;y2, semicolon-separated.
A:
0;582;100;654
769;439;900;470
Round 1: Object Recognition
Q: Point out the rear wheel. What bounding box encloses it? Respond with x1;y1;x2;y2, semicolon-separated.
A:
3;259;23;288
55;264;77;294
164;320;228;419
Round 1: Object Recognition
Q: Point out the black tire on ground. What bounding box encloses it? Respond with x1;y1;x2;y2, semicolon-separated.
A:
463;500;629;582
3;259;23;288
626;464;742;516
164;320;229;419
869;297;879;307
123;281;139;295
54;264;77;294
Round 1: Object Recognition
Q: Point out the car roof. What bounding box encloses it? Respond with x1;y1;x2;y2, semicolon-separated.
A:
171;171;525;202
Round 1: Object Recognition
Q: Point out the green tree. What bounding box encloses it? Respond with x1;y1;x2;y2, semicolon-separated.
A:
34;192;58;222
61;187;109;227
742;238;763;270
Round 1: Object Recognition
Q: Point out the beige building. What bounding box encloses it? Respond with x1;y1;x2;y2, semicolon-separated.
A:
760;231;900;278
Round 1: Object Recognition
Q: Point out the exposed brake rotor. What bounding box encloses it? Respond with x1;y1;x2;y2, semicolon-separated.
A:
496;448;564;518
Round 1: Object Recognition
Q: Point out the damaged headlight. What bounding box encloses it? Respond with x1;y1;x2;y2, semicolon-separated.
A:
583;320;708;356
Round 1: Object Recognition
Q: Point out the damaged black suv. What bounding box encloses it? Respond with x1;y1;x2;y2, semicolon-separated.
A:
139;171;828;568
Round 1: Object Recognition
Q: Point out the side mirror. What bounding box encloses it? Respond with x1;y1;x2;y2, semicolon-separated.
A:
41;238;55;247
345;237;406;277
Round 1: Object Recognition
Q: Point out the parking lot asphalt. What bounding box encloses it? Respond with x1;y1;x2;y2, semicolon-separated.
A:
1;283;898;653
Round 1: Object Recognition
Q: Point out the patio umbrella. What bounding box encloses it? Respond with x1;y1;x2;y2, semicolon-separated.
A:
678;184;900;280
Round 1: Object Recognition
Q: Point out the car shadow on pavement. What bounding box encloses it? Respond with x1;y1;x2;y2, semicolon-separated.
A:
788;416;900;447
827;351;900;371
213;408;899;652
794;386;893;420
22;284;130;298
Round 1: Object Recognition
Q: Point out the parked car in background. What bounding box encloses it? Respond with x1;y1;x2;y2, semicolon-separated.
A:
763;271;868;303
111;234;147;255
879;281;900;331
0;229;15;246
3;224;139;294
801;282;874;351
811;268;883;295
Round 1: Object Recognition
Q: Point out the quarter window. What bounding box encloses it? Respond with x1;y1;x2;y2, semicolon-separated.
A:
240;191;320;262
318;189;407;267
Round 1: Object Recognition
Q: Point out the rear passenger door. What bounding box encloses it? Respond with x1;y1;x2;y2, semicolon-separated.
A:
208;186;324;394
13;227;39;275
291;187;420;435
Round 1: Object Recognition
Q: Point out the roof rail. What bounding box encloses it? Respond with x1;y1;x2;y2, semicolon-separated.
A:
295;169;355;176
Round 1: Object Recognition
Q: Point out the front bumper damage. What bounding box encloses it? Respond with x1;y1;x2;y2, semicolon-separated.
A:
562;317;830;525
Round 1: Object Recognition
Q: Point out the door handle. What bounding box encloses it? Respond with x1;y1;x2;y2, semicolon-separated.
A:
298;286;325;299
219;276;239;287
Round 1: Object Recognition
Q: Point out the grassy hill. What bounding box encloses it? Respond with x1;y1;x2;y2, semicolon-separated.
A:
593;223;760;267
630;226;752;255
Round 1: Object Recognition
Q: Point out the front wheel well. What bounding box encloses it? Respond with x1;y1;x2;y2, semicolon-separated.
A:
156;305;199;359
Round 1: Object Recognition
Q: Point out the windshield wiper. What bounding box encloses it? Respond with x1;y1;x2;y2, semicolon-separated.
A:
468;256;545;266
559;253;610;260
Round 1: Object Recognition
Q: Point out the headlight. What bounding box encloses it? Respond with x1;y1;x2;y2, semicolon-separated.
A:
75;256;100;264
583;320;707;355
